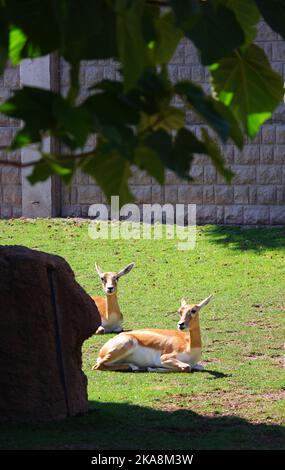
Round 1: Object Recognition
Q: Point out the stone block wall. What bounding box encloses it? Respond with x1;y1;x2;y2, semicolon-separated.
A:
0;65;21;218
0;22;284;224
60;59;111;217
60;22;285;224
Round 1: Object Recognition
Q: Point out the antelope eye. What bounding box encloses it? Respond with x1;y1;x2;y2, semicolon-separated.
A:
192;309;197;314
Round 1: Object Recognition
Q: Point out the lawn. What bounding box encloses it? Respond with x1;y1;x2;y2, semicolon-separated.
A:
0;219;284;450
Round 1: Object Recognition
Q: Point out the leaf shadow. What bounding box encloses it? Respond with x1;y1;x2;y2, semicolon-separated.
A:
204;226;285;253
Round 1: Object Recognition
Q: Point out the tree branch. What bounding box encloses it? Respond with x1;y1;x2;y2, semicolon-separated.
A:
0;159;37;168
0;150;96;168
146;0;169;6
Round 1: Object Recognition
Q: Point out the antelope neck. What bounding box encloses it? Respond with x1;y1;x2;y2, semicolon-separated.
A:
189;314;202;349
105;292;120;319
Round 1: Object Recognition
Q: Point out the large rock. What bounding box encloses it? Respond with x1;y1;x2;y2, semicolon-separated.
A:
0;246;101;422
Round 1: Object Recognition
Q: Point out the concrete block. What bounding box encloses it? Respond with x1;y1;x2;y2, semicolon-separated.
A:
256;186;277;204
257;166;282;184
224;206;243;224
215;185;234;204
178;185;203;204
243;206;269;225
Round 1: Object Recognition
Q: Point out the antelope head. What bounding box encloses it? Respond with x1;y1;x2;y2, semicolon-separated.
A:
177;295;213;331
95;262;135;295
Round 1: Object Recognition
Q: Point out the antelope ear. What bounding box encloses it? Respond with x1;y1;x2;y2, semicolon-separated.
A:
95;263;103;277
197;294;213;309
180;298;187;307
117;262;135;278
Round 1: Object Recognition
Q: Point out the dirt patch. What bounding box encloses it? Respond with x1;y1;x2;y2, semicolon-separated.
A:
244;353;269;360
243;352;284;368
203;357;221;364
160;390;285;425
272;356;285;368
246;320;266;327
252;303;264;309
246;319;276;328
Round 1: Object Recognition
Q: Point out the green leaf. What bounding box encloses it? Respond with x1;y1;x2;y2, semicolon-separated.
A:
91;79;156;117
83;92;138;161
210;44;284;137
175;128;206;155
0;12;9;74
0;86;56;129
84;145;134;206
100;124;137;163
152;12;183;64
53;97;91;149
48;159;75;184
0;86;93;150
143;125;232;184
212;100;244;149
139;106;185;134
5;0;60;59
201;128;234;182
170;0;244;65
28;160;55;184
173;128;206;175
225;0;260;47
92;70;173;122
136;68;173;114
28;158;74;185
255;0;285;42
145;128;205;180
175;81;230;142
169;0;203;30
116;0;148;90
66;62;80;106
54;0;117;63
141;3;159;45
145;131;178;176
134;146;165;185
9;27;27;65
10;126;41;150
83;89;140;127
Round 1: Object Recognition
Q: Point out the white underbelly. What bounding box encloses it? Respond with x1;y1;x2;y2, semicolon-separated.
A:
102;313;122;328
177;348;201;366
118;345;162;368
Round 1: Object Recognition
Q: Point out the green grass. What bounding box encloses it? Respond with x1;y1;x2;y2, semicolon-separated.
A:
0;219;284;450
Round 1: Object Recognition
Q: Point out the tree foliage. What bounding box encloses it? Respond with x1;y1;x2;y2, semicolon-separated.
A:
0;0;284;204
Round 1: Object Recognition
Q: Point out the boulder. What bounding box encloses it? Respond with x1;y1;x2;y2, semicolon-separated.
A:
0;245;101;422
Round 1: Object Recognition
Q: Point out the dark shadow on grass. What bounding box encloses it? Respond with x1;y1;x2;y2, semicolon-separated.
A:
111;368;230;380
0;400;284;450
198;369;230;379
204;226;285;252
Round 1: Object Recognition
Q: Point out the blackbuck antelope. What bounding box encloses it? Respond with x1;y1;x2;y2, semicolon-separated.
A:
92;262;135;335
93;294;213;372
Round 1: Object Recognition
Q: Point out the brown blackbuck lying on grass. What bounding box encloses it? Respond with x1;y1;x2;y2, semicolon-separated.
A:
92;262;135;335
93;294;213;372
